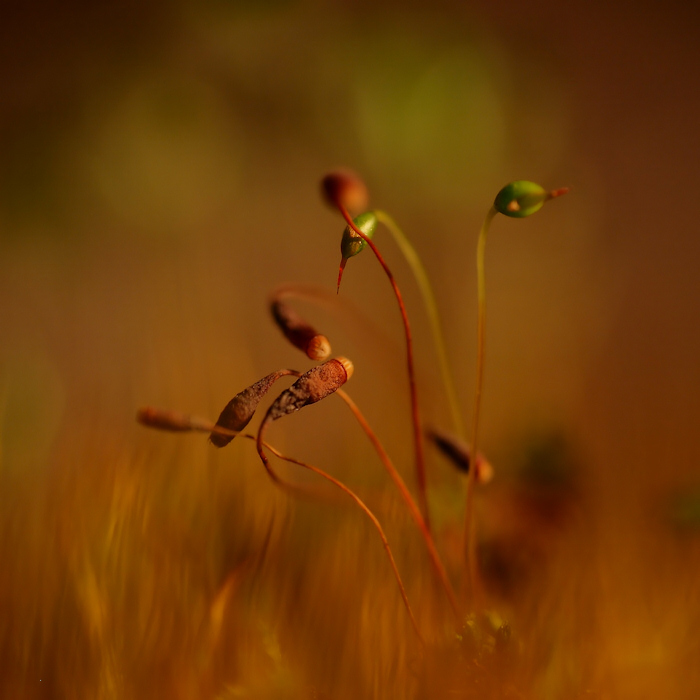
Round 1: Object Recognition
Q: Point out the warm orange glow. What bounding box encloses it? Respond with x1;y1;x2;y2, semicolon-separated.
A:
2;1;700;698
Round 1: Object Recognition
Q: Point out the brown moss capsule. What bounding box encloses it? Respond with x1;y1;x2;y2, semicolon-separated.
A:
137;407;214;433
321;169;369;215
210;369;296;447
427;428;493;484
270;297;331;361
261;357;353;426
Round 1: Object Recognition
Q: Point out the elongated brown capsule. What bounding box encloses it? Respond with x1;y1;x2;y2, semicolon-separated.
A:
321;169;369;215
210;369;297;447
427;428;494;484
270;298;331;361
137;406;215;433
261;358;353;427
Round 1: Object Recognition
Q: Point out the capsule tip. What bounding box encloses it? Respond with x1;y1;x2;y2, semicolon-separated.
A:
548;186;570;200
307;334;331;361
475;456;494;484
335;356;354;381
337;257;348;294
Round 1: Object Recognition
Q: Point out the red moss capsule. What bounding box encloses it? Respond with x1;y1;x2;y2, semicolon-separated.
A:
262;357;353;426
270;297;331;361
321;169;369;215
210;369;296;447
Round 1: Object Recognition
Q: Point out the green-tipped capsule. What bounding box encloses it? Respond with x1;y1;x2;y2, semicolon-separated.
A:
494;180;569;218
337;211;378;291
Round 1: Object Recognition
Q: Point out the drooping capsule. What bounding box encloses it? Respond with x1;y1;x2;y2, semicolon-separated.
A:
337;211;378;291
321;169;369;215
261;357;354;426
210;369;296;447
427;428;493;484
137;407;214;433
270;297;331;361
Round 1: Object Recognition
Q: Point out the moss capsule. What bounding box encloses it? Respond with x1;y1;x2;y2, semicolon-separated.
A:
494;180;569;218
321;169;369;214
337;211;378;291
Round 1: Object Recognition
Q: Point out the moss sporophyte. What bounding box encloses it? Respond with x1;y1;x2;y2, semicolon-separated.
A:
137;169;568;672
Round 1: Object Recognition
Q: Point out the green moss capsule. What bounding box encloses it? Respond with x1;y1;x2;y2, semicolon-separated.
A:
494;180;569;218
337;211;378;291
340;211;378;258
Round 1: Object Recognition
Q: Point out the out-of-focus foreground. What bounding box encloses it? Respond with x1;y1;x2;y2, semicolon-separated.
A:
2;1;700;698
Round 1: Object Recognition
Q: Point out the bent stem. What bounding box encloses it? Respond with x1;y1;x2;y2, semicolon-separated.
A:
138;407;423;642
374;209;464;438
464;205;497;608
137;404;330;501
336;202;430;533
254;436;424;645
336;389;463;623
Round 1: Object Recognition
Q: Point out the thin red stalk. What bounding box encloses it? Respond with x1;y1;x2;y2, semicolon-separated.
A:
138;404;334;501
139;403;425;639
336;389;463;622
252;435;424;645
337;203;430;533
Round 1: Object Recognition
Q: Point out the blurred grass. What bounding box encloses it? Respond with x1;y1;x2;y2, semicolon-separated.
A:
2;0;700;698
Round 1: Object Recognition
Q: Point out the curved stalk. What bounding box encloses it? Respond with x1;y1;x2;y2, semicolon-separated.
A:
137;403;334;501
138;405;424;642
337;203;430;533
336;389;463;622
254;436;424;645
464;205;497;607
374;209;464;437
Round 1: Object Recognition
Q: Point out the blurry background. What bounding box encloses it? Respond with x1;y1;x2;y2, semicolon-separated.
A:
2;0;699;698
